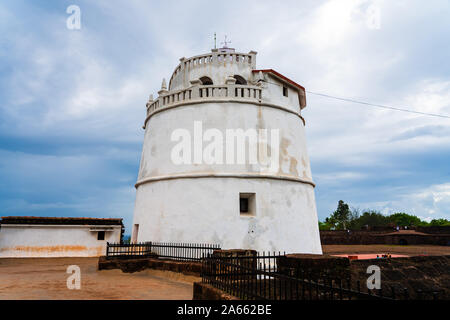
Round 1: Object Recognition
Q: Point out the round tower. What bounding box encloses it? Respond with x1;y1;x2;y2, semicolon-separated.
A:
131;47;322;254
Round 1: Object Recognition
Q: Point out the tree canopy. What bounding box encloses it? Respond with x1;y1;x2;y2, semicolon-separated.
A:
319;200;450;230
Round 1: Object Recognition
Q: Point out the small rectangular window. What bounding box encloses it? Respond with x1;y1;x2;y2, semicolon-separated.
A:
97;231;105;241
283;86;288;97
240;198;249;213
240;193;256;216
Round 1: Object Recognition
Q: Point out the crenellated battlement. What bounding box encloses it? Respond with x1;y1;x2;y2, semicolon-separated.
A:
169;50;257;91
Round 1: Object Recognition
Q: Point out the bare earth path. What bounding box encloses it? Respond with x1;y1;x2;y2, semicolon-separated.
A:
0;258;199;300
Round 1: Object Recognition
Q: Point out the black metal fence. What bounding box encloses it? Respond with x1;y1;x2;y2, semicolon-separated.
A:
106;242;152;259
201;252;441;300
150;242;221;261
106;241;221;262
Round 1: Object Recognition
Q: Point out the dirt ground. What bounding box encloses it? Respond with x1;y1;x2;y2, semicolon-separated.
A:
322;244;450;256
1;245;449;300
0;257;199;300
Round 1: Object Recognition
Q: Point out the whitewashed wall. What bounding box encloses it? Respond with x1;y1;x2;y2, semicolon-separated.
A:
133;178;322;254
138;103;312;182
133;102;322;254
0;225;121;258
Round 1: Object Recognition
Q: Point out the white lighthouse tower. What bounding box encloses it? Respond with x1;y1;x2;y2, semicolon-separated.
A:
131;44;322;254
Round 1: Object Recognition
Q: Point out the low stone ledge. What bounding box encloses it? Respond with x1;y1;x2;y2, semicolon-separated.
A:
98;255;202;276
193;282;238;300
146;258;202;276
277;254;351;281
320;230;450;245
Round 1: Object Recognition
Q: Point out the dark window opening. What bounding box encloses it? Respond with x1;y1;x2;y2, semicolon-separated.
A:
233;75;247;85
240;197;249;213
240;193;256;216
283;86;288;97
97;231;105;241
199;76;213;85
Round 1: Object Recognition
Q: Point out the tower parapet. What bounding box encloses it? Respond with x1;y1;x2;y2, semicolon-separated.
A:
145;51;307;129
169;50;257;91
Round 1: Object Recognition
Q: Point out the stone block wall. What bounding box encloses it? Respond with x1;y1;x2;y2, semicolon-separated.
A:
98;255;202;276
277;254;351;281
350;255;450;299
320;230;450;245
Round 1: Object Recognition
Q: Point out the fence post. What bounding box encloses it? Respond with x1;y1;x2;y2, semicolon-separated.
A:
356;280;361;299
308;279;312;300
416;289;422;300
347;279;351;300
403;288;409;300
301;272;305;300
330;279;334;300
268;262;272;300
316;280;319;300
201;253;204;282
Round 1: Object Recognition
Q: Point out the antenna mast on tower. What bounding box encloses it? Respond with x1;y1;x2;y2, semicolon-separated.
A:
221;35;231;48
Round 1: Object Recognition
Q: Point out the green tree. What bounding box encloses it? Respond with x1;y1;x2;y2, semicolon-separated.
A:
330;200;351;230
318;221;333;230
347;207;361;230
356;210;390;229
388;212;422;227
429;218;450;226
318;202;444;230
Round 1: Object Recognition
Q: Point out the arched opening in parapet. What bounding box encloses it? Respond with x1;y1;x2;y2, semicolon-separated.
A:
200;76;213;85
233;75;247;85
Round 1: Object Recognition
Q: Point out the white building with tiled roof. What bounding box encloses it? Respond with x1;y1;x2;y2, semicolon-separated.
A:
0;216;123;257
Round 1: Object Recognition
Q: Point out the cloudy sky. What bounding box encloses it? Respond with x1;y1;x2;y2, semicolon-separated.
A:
1;0;449;232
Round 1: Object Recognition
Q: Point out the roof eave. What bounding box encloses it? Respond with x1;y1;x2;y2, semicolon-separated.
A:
252;69;307;109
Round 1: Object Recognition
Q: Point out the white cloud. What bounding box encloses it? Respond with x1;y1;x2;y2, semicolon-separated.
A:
314;171;368;184
298;0;364;50
354;183;450;220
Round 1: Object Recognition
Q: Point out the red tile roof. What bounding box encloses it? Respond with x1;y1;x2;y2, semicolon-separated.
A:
252;69;305;91
0;216;123;226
